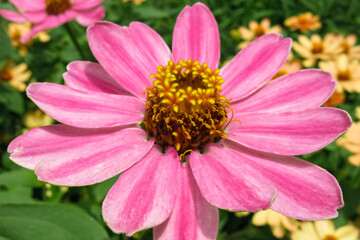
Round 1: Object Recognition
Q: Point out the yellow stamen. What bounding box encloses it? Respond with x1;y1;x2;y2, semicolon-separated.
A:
143;59;236;154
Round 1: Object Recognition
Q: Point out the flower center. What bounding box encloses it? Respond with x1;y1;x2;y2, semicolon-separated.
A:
254;25;265;38
337;69;351;81
312;41;324;54
341;41;350;54
323;235;338;240
45;0;71;15
143;59;231;155
0;68;12;82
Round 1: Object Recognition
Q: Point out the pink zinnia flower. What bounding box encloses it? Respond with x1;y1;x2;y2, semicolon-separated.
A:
8;3;351;239
0;0;104;43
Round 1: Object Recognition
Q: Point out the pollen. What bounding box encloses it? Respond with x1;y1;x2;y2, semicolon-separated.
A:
45;0;71;15
143;59;231;155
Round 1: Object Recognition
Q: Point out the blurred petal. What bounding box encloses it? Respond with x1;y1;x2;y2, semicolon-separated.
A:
227;108;351;155
103;146;179;235
27;83;144;128
172;3;220;69
0;10;27;22
75;6;104;26
153;163;219;240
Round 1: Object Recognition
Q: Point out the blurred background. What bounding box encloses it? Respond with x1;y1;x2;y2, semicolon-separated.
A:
0;0;360;239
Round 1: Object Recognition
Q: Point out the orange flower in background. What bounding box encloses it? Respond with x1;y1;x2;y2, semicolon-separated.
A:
291;220;359;240
293;34;342;67
325;33;360;59
323;91;346;107
122;0;146;5
319;54;360;93
337;122;360;166
237;18;282;49
252;209;299;238
0;62;31;91
8;22;50;56
285;12;321;33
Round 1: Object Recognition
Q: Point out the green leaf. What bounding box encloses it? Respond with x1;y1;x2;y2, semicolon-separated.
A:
90;175;118;202
133;6;172;19
0;187;35;204
0;203;109;240
0;29;13;60
0;169;44;187
0;83;24;115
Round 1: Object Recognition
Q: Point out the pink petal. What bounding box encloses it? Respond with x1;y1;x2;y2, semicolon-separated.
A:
27;83;144;128
172;3;220;69
0;10;27;22
87;21;172;100
219;140;343;220
9;0;46;11
153;163;219;240
102;146;179;235
8;125;153;184
71;0;103;10
22;11;47;23
231;69;336;113
226;108;351;155
221;34;291;101
190;145;277;211
64;61;129;95
11;125;154;186
75;6;104;26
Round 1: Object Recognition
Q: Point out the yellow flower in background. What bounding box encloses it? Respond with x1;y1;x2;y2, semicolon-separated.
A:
237;19;282;49
235;211;250;218
23;110;54;131
319;54;360;93
272;58;302;79
285;12;321;33
325;33;360;59
293;34;342;67
122;0;146;5
323;91;346;107
253;209;299;238
0;62;31;91
291;220;359;240
8;22;50;56
337;122;360;166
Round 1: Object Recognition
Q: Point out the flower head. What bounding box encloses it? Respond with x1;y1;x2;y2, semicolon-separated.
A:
237;18;282;49
291;220;359;240
0;61;31;91
8;3;351;239
285;12;321;33
319;54;360;93
0;0;105;43
293;34;342;67
252;209;299;238
326;33;360;59
337;122;360;166
122;0;146;5
8;22;50;56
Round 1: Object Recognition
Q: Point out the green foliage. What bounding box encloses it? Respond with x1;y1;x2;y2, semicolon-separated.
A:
0;203;109;240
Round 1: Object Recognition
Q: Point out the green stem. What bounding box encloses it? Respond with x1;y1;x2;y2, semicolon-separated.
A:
64;23;86;60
